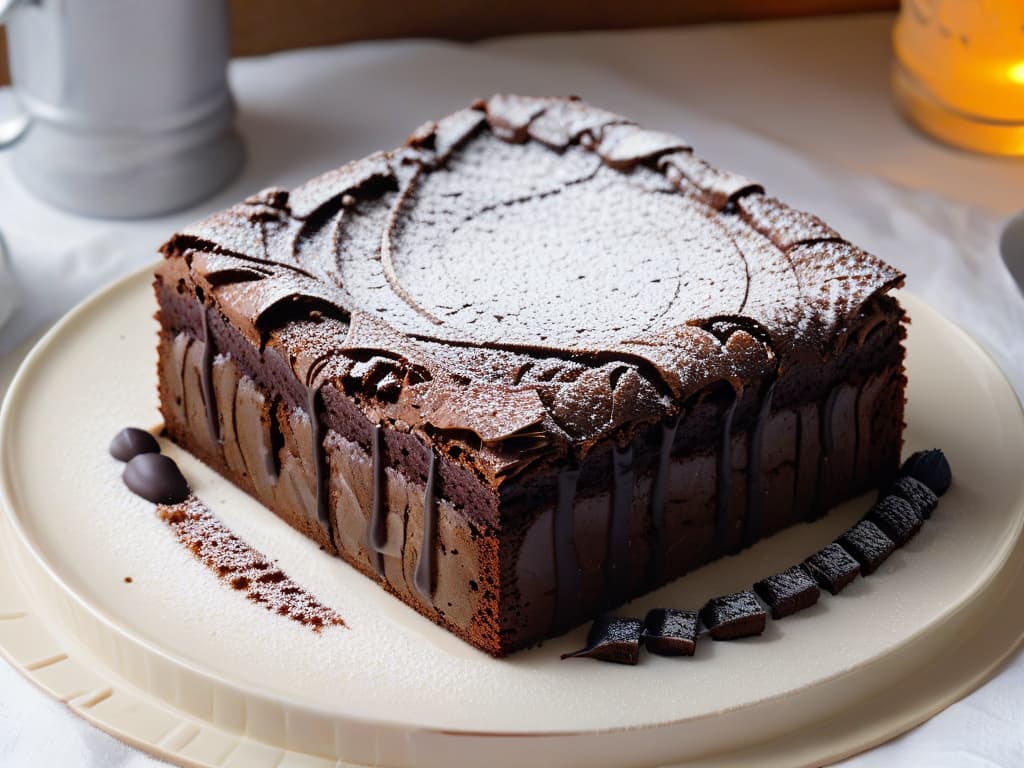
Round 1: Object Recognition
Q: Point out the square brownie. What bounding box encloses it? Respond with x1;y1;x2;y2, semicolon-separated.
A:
154;95;906;655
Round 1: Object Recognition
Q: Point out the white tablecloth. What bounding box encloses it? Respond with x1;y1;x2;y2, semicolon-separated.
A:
1;11;1023;767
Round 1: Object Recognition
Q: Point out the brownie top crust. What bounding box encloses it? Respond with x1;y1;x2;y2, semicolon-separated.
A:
160;95;904;484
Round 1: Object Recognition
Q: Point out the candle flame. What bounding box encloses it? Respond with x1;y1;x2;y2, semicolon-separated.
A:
1009;62;1024;85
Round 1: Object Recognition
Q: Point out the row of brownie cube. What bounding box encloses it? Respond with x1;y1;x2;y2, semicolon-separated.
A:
562;450;950;665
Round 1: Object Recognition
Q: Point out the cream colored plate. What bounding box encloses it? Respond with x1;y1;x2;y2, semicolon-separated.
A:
1;265;1023;767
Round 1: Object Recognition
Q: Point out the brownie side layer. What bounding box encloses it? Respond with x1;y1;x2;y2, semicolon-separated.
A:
156;283;904;655
158;326;501;651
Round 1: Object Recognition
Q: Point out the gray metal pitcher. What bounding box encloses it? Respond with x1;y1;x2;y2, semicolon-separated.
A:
0;0;244;217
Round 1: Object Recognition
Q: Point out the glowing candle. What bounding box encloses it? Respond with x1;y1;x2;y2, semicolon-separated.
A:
893;0;1024;155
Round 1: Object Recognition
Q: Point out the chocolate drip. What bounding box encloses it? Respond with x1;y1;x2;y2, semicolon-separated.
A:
852;384;863;486
264;397;282;482
814;386;842;517
553;465;581;630
743;380;777;548
307;386;331;533
368;425;387;576
200;308;220;444
605;443;635;608
715;394;740;554
414;449;439;599
648;414;681;585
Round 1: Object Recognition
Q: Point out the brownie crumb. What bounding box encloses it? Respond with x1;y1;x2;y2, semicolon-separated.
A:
123;577;133;584
642;608;698;656
561;616;643;665
753;566;820;619
157;496;345;632
700;591;767;640
838;520;896;575
803;543;861;595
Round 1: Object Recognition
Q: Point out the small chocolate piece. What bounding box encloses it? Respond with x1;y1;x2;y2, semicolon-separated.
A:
123;453;190;504
109;427;161;462
642;608;698;656
561;616;643;665
837;520;896;575
900;449;952;496
753;566;820;619
803;543;861;595
700;591;767;640
867;495;922;546
887;476;939;519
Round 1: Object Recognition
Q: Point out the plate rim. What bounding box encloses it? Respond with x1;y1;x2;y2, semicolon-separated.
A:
2;260;1023;750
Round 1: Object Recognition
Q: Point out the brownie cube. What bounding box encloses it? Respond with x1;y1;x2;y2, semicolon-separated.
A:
867;495;922;546
803;543;861;595
888;476;938;519
561;616;643;665
753;566;821;619
700;591;767;640
838;520;896;575
642;608;698;656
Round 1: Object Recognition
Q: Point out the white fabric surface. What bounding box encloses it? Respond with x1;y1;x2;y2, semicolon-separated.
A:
1;11;1023;767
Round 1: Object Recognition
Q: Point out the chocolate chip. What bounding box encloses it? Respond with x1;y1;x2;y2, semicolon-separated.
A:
867;496;922;546
887;476;938;519
900;449;952;496
803;543;861;595
642;608;698;656
700;591;767;640
753;566;820;620
561;616;643;665
109;427;160;462
123;453;190;504
838;520;895;575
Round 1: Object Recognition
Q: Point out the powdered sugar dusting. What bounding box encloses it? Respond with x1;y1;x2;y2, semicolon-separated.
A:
157;495;346;632
163;95;904;464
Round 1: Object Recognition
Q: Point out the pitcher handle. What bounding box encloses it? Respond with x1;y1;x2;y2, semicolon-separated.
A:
0;0;35;148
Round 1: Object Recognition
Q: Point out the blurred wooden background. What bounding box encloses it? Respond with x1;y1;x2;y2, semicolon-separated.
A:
0;0;896;85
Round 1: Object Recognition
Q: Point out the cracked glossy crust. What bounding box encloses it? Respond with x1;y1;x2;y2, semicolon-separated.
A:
160;95;904;484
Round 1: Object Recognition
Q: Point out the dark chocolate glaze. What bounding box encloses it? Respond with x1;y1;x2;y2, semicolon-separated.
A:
200;307;220;444
715;395;739;553
605;443;635;608
262;399;280;482
648;414;680;585
414;448;439;599
554;465;581;629
123;453;190;504
110;427;161;462
308;386;331;532
743;379;777;548
369;424;387;576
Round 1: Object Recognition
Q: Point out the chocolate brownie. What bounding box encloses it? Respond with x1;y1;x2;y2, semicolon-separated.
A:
153;95;906;656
